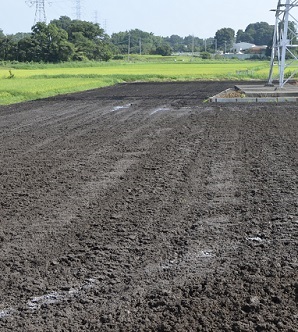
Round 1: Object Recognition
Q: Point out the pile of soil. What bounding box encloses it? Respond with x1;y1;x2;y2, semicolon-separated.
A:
217;89;245;98
0;81;297;331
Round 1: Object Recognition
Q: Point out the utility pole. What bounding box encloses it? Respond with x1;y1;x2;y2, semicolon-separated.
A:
26;0;47;24
139;38;142;56
128;33;131;62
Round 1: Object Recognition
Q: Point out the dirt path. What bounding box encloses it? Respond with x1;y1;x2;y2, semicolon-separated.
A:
0;82;297;331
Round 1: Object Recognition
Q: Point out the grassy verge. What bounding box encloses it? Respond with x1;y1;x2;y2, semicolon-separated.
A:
0;58;272;105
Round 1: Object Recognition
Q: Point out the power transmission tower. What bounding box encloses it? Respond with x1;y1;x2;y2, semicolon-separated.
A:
26;0;47;24
103;19;108;32
268;0;298;87
74;0;81;20
94;10;99;24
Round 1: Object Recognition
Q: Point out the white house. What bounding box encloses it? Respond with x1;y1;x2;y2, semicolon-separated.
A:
232;42;256;53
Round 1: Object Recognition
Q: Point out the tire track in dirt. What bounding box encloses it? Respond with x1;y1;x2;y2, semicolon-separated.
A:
0;82;297;331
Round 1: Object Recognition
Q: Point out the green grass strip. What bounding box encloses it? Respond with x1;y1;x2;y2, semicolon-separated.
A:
0;59;276;105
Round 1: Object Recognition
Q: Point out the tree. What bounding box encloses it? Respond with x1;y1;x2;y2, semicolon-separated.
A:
47;24;75;62
200;52;211;59
50;16;113;61
30;22;51;61
50;16;72;33
214;28;235;52
236;29;254;44
155;44;172;56
9;32;31;42
184;35;203;52
17;36;38;62
245;22;274;45
236;22;274;45
0;35;8;60
164;34;184;52
67;19;104;43
71;31;96;60
0;35;20;61
111;29;165;55
110;31;129;54
94;42;113;61
29;22;74;62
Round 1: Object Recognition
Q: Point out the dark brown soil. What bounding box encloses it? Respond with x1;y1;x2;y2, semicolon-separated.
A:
0;81;297;332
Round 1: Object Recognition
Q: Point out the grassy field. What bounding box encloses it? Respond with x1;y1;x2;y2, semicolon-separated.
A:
0;57;272;105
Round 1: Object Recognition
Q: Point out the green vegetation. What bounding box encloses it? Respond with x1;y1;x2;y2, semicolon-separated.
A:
0;58;273;105
0;18;112;63
1;18;282;65
1;14;295;106
236;22;274;45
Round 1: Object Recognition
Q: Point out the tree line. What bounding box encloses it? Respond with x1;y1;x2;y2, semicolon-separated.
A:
0;16;113;62
0;17;280;63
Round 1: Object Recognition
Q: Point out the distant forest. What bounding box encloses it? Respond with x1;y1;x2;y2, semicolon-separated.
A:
0;17;280;63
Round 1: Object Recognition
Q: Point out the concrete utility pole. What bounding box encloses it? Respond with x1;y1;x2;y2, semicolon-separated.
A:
26;0;46;24
268;0;298;87
128;33;131;62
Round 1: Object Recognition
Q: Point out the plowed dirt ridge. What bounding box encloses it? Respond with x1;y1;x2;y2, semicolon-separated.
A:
0;82;297;331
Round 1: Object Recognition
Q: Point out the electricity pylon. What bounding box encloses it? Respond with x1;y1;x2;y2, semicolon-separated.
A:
75;0;81;20
268;0;298;87
26;0;47;24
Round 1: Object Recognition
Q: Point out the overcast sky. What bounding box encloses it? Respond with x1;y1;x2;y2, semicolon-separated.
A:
0;0;281;37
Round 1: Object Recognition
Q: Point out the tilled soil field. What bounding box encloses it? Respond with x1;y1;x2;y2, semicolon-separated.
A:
0;81;297;331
